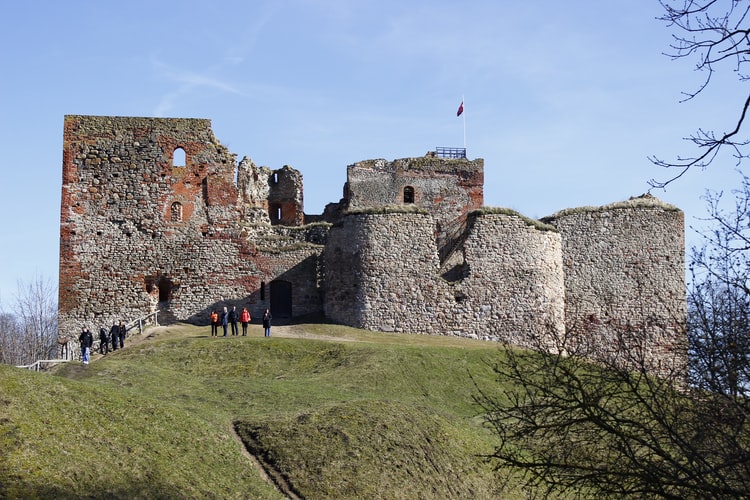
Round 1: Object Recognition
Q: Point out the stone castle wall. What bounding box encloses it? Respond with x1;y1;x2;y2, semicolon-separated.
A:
59;115;322;336
324;210;442;330
543;197;687;373
59;115;686;374
324;209;566;349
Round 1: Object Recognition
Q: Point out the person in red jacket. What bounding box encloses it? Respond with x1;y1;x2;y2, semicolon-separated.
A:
240;307;251;336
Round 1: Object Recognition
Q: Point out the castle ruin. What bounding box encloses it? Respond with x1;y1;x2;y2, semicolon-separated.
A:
59;115;686;374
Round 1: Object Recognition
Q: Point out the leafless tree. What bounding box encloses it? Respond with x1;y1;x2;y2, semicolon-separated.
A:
688;173;750;396
0;312;23;365
476;180;750;498
649;0;750;188
0;275;58;366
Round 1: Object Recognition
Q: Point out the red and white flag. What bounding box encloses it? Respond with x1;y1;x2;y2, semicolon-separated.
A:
456;100;464;117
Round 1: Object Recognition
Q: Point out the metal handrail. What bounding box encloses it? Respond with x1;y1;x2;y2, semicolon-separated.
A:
15;310;160;370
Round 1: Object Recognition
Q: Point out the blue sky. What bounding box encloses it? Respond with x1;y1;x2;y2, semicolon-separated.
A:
0;1;744;301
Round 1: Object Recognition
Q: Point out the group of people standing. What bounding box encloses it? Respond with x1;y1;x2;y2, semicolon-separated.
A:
209;306;272;338
78;305;274;364
78;321;127;364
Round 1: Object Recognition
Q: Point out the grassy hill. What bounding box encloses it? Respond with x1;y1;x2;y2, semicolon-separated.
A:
1;323;520;498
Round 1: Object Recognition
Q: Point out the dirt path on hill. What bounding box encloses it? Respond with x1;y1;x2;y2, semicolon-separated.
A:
124;322;361;345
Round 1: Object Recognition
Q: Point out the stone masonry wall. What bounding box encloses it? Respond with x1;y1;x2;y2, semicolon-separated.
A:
449;211;565;347
345;157;484;256
324;209;565;347
543;195;686;375
59;115;322;339
324;210;441;330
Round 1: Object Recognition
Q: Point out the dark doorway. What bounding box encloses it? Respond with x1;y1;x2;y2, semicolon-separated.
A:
270;280;292;318
158;278;172;302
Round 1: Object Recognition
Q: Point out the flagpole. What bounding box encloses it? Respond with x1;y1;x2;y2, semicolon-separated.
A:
462;94;466;150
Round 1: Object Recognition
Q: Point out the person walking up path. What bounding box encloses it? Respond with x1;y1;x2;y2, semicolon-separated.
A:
98;327;109;355
110;323;119;351
79;327;93;364
117;320;126;349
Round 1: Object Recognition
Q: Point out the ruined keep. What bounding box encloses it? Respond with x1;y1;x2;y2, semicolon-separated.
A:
59;115;686;374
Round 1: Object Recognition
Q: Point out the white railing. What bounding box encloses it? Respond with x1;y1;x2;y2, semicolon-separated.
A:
15;310;160;371
15;359;71;372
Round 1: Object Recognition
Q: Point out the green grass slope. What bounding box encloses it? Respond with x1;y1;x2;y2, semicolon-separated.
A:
1;323;511;499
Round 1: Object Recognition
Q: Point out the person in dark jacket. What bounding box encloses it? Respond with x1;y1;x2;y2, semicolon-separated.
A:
98;327;109;355
117;320;126;348
221;307;229;337
110;322;119;351
262;309;272;337
228;306;238;336
79;327;93;364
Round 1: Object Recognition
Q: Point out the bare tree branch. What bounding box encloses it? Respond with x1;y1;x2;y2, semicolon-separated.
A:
476;172;750;497
0;275;58;366
650;1;750;188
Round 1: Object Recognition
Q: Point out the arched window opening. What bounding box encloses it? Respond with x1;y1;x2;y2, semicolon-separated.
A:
171;202;183;222
173;147;186;167
273;172;279;184
403;186;415;204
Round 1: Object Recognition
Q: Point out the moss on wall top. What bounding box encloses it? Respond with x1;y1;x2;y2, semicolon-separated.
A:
347;205;430;216
541;193;681;223
471;207;558;232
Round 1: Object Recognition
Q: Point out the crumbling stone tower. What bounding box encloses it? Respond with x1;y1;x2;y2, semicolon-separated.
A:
343;157;483;259
59;115;321;338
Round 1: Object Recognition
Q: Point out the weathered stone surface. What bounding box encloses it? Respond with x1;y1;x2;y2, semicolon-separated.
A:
59;115;686;375
542;196;687;374
59;115;320;340
324;210;565;349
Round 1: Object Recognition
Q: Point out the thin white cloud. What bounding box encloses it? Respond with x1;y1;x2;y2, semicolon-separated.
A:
150;56;245;116
151;56;243;94
222;4;278;66
148;2;280;116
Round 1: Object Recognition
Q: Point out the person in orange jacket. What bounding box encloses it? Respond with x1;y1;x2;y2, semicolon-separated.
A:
240;307;251;336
